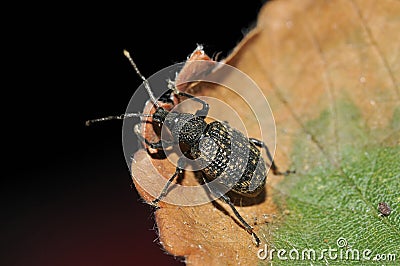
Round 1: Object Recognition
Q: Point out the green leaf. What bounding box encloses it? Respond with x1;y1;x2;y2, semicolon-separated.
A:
261;101;400;265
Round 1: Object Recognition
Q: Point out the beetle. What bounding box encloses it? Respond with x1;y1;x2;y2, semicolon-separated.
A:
86;50;293;246
378;202;391;216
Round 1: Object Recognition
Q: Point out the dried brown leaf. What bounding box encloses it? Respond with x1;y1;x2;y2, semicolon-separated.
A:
132;0;400;265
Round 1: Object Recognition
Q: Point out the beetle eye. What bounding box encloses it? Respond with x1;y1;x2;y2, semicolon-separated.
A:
152;114;159;122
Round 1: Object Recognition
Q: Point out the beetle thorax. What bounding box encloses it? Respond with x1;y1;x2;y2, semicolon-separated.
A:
165;113;207;145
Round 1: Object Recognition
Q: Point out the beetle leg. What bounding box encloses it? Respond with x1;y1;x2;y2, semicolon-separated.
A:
141;138;175;150
175;91;209;118
134;123;176;150
200;175;261;247
220;193;261;246
151;157;185;206
249;138;294;176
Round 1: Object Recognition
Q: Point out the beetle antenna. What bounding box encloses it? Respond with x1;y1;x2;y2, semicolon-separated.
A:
123;49;160;108
85;113;152;126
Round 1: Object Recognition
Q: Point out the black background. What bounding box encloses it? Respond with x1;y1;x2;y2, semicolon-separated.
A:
3;1;265;265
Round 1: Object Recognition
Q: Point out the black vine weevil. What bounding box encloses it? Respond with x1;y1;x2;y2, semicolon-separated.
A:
86;50;294;246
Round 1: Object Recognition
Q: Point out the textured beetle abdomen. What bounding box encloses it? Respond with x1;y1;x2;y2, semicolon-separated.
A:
193;121;266;196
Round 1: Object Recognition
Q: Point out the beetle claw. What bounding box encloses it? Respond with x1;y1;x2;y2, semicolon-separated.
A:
251;232;261;247
150;199;161;209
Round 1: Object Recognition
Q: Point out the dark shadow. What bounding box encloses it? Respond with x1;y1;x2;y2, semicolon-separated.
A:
193;171;266;207
192;171;266;233
227;189;266;207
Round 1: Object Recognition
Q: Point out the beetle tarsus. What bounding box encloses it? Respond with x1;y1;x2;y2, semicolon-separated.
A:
251;232;261;247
